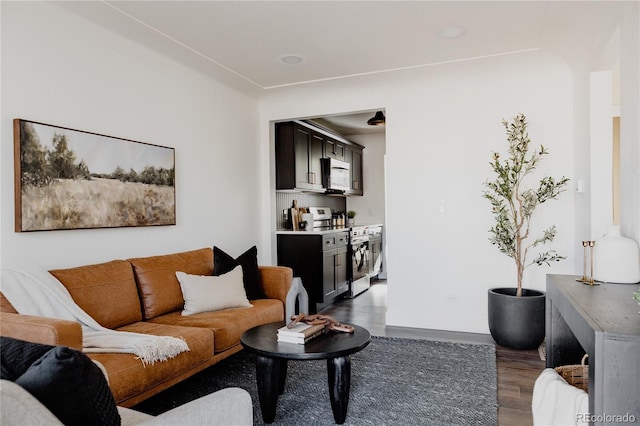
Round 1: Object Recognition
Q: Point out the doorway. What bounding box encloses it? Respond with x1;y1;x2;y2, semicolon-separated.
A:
308;111;387;280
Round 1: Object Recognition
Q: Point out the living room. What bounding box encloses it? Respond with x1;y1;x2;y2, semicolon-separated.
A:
3;0;638;333
1;1;639;424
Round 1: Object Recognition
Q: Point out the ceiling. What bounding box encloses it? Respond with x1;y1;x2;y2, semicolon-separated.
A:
56;1;623;135
308;111;387;136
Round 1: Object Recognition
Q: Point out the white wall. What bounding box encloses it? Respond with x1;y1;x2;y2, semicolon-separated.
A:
1;2;261;270
589;71;614;238
570;64;593;274
259;50;577;334
619;1;640;243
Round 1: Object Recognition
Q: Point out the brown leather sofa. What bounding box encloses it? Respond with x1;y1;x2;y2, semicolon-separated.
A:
0;247;293;407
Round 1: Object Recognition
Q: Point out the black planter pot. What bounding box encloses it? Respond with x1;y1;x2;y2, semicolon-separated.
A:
488;288;546;350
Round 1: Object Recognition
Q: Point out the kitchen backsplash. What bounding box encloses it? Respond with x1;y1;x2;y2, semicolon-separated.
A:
276;192;346;230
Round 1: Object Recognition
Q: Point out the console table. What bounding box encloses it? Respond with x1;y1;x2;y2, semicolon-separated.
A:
546;274;640;424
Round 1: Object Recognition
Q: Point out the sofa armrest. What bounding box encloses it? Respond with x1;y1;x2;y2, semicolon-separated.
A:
0;312;82;350
131;387;252;425
1;380;64;426
258;266;292;304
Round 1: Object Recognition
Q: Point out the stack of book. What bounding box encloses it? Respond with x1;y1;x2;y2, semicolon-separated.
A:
277;322;325;344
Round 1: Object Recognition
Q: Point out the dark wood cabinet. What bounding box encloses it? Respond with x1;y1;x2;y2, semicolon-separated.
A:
276;121;364;195
323;245;348;299
276;122;324;191
344;145;363;195
277;231;349;313
324;137;345;161
322;251;336;299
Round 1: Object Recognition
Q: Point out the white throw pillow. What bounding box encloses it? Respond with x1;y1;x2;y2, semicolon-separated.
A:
176;265;252;316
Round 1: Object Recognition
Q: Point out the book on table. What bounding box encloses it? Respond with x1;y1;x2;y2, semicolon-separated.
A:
277;323;325;344
278;322;325;337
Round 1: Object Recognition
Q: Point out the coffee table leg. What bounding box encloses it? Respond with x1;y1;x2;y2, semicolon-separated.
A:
327;355;351;424
256;355;286;423
278;359;288;394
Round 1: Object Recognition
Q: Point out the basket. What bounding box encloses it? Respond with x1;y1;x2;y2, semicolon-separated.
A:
555;354;589;391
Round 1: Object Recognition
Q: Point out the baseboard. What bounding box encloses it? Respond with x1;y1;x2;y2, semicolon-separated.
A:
384;325;494;345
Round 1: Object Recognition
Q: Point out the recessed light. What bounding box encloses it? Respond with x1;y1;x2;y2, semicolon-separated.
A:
279;55;303;65
439;25;466;39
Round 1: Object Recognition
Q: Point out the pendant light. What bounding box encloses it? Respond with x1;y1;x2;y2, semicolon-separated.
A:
367;111;386;126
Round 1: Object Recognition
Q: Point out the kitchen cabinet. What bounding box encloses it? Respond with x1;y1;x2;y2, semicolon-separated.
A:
344;145;364;195
275;122;324;191
324;137;345;161
322;235;349;299
276;120;364;195
277;231;349;313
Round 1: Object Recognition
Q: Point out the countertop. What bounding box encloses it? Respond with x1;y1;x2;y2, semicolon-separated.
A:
276;223;382;235
276;228;350;235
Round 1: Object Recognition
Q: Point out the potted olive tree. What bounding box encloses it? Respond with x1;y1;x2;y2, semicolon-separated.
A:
483;114;569;349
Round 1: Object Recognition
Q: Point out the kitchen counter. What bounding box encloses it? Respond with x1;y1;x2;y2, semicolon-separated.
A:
276;223;382;235
276;228;350;236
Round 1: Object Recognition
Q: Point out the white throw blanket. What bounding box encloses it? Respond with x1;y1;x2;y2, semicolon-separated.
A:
1;268;189;366
532;368;589;426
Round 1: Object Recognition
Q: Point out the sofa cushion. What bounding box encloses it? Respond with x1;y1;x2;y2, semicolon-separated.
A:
176;266;252;316
1;337;120;426
149;299;283;353
129;248;213;320
50;260;142;329
214;245;267;300
88;321;213;405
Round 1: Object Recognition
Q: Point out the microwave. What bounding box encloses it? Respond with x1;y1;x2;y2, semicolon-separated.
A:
321;158;350;192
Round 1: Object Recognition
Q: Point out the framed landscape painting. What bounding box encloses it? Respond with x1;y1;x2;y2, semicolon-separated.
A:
14;119;176;232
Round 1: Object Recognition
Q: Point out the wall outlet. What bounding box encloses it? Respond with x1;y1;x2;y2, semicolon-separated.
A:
445;295;459;304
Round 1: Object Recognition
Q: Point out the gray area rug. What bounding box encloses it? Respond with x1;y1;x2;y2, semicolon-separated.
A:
133;336;497;425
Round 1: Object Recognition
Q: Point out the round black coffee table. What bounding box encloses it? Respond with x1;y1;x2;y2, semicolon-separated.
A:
241;321;370;424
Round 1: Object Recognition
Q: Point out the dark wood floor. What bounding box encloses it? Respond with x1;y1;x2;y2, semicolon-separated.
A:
319;281;545;426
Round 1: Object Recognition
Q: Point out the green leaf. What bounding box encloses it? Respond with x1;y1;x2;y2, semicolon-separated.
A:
483;113;569;289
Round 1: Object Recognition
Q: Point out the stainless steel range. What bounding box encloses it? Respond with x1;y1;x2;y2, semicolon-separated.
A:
346;225;370;298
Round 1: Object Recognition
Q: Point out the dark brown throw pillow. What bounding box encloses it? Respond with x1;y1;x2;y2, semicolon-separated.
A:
14;344;120;426
213;245;266;300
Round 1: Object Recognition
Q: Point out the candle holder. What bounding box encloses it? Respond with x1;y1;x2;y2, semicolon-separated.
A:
588;241;596;285
578;240;599;285
581;241;589;282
